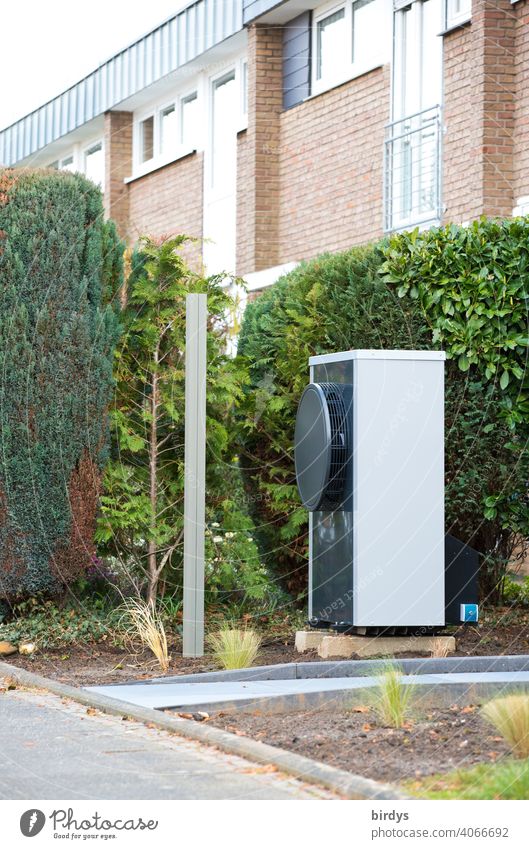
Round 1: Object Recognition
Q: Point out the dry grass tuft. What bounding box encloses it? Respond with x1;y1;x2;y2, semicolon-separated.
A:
430;637;450;658
118;599;170;673
207;627;261;670
481;694;529;759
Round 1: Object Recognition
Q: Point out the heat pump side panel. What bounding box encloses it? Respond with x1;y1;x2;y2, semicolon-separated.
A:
352;357;445;626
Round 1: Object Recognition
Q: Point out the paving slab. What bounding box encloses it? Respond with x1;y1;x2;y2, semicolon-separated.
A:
0;687;332;800
87;670;529;714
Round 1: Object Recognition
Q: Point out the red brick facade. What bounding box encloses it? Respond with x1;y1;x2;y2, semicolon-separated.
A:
514;0;529;203
277;67;389;264
237;25;283;275
127;152;204;269
104;111;132;239
102;1;529;279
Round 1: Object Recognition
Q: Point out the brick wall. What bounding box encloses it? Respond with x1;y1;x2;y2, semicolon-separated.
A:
476;0;515;218
127;152;204;269
104;111;132;240
514;0;529;203
443;0;516;224
443;26;481;223
277;67;390;264
236;129;252;274
237;24;283;276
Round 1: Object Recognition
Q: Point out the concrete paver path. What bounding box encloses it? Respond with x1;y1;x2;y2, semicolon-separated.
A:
0;685;334;800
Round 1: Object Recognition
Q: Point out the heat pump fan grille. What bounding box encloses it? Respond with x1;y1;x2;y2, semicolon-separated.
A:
320;383;348;507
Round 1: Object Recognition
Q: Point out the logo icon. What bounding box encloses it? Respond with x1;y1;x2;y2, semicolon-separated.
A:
20;810;46;837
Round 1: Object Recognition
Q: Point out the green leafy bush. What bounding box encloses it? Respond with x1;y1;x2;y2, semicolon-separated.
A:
381;219;529;597
502;576;529;608
0;597;123;648
0;169;121;601
237;229;529;600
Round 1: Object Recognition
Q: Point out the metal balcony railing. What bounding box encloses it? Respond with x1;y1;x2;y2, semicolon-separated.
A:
384;105;442;233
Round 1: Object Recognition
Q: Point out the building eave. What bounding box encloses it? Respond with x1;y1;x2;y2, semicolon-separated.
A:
0;0;243;167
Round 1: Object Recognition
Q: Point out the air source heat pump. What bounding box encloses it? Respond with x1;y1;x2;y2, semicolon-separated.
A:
294;350;447;634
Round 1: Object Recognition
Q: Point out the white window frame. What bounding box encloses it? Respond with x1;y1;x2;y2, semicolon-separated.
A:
60;154;75;171
311;0;391;97
241;59;248;117
83;139;104;187
158;101;178;157
179;90;199;147
385;0;444;232
137;113;155;165
131;82;204;180
444;0;471;29
208;68;237;194
513;197;529;217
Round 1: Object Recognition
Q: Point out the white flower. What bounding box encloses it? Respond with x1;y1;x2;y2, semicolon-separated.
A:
212;536;223;543
247;537;253;542
211;522;220;528
225;531;236;539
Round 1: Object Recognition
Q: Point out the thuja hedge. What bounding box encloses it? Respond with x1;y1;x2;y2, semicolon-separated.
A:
0;169;121;601
237;219;529;601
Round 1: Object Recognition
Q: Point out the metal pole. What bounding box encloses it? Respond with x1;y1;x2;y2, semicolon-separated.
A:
183;293;207;657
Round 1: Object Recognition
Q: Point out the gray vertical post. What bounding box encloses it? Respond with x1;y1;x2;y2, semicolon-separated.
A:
183;293;207;657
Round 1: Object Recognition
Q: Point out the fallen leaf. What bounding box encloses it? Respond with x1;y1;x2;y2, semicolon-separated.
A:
240;764;278;775
461;705;477;714
362;723;372;732
352;705;370;713
86;707;97;716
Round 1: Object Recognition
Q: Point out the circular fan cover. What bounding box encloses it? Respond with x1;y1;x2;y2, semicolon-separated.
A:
294;383;349;511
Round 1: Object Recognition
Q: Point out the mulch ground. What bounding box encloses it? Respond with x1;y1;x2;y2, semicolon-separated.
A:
1;607;528;687
1;609;526;787
208;703;511;784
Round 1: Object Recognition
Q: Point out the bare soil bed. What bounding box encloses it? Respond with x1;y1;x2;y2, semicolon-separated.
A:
1;607;528;687
209;704;511;784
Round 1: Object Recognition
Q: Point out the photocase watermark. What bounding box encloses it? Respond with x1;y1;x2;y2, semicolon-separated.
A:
19;807;159;840
20;809;46;837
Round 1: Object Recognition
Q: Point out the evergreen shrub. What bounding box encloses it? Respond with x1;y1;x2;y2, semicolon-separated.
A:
0;169;121;601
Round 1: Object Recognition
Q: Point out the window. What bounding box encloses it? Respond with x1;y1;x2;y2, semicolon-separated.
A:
203;70;238;275
160;105;177;156
211;73;237;190
61;155;75;172
180;92;198;148
48;160;59;169
84;142;104;187
385;0;443;231
313;0;387;93
352;0;381;67
316;7;346;81
445;0;471;28
242;61;248;115
140;116;154;162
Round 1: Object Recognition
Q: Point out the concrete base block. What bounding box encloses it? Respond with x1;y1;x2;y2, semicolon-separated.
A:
318;635;456;660
295;630;328;653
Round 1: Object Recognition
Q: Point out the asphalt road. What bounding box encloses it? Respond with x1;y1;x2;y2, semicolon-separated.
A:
0;686;333;800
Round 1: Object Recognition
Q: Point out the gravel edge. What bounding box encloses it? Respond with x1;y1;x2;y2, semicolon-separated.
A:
0;659;410;801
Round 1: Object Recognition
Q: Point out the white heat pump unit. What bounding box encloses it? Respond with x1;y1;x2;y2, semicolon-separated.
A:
294;350;446;633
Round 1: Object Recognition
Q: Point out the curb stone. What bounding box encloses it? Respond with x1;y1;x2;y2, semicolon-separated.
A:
0;660;410;801
136;654;529;686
